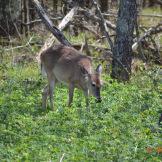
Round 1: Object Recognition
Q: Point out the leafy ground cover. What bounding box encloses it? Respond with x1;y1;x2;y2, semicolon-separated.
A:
0;55;161;161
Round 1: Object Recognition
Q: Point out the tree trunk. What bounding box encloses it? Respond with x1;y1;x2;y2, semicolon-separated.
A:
111;0;137;81
0;0;21;37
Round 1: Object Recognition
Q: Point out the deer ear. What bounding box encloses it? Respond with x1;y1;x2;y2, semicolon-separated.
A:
96;64;102;74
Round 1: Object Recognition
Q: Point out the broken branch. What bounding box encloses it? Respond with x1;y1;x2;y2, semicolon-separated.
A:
132;21;162;51
32;0;71;46
33;1;78;61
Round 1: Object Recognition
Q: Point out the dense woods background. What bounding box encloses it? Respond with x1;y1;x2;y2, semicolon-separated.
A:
0;0;162;161
0;0;161;78
0;0;162;36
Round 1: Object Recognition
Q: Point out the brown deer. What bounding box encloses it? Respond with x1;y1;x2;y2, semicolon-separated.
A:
40;44;102;110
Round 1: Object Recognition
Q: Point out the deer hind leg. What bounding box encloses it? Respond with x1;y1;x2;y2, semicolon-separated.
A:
48;75;56;110
68;83;75;107
42;84;49;110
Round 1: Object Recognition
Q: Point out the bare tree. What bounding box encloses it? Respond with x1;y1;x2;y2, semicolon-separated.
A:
111;0;137;81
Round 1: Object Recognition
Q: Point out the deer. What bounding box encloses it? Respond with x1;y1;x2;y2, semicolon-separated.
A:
40;44;102;110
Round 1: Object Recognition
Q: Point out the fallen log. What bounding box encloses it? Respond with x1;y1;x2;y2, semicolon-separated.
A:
32;0;71;46
132;21;162;51
32;0;78;61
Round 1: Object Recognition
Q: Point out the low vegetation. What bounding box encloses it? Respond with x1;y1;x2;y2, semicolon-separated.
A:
0;45;161;161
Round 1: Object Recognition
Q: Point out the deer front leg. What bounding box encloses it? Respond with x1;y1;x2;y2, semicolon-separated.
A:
68;83;74;107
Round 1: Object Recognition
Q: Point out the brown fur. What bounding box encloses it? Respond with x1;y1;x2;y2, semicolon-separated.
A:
40;44;102;110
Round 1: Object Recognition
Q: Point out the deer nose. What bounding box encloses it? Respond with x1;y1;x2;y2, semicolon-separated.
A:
96;97;102;103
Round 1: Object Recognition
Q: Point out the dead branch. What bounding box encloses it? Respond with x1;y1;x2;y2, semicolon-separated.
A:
33;1;78;61
4;36;34;51
79;8;116;31
92;0;113;51
139;26;161;64
132;21;162;51
17;17;63;26
32;0;71;46
71;21;102;39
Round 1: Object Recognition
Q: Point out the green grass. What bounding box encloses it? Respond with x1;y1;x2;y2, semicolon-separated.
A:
142;7;162;15
140;7;162;27
0;55;161;161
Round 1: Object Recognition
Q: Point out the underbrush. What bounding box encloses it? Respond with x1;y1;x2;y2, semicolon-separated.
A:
0;55;161;161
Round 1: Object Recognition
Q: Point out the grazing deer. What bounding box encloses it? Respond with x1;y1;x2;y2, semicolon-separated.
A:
40;44;102;110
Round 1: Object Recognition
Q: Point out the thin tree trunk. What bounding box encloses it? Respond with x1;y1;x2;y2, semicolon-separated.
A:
26;0;30;35
111;0;137;81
